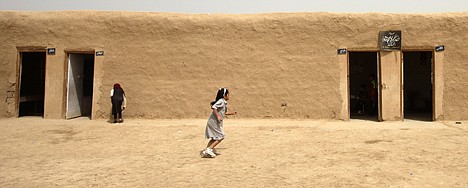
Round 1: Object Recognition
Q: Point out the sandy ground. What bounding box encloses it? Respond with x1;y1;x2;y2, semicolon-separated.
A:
0;117;467;187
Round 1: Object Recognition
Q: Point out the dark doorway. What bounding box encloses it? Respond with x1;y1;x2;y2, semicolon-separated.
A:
66;53;95;119
403;51;433;121
349;52;379;121
18;52;46;117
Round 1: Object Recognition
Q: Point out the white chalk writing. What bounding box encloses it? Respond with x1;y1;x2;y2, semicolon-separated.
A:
338;49;347;54
435;46;444;51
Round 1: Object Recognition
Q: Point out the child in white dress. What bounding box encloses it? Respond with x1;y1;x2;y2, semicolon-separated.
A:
201;88;237;158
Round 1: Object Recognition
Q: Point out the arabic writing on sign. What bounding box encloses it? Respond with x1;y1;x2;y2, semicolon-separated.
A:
382;33;401;47
380;31;402;50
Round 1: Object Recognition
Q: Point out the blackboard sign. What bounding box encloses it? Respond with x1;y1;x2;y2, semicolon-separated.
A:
96;51;104;56
47;48;56;55
337;48;347;55
380;31;402;51
435;45;445;52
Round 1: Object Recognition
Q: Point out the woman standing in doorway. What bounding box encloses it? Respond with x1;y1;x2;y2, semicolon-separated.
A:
110;83;126;123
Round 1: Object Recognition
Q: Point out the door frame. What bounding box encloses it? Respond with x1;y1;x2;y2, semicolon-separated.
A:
15;47;47;117
63;51;95;119
401;49;435;121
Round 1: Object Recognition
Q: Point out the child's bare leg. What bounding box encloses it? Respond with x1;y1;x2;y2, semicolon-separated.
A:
206;140;215;148
208;139;223;149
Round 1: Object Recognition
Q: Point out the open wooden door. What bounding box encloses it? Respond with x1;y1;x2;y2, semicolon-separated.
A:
66;54;84;119
377;52;382;121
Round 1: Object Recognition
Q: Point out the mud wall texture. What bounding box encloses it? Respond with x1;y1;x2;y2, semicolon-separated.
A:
0;11;467;120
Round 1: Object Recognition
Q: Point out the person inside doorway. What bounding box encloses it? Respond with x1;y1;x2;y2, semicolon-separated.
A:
355;84;368;115
368;74;377;116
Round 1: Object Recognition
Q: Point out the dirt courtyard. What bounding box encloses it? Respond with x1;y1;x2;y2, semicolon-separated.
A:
0;118;466;187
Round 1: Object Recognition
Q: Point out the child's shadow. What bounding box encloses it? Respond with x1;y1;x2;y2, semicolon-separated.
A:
199;147;227;158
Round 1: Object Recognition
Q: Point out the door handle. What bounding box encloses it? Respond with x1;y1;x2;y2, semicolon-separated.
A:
381;83;388;90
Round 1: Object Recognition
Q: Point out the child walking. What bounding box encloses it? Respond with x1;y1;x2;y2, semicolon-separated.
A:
110;83;126;123
201;88;237;158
